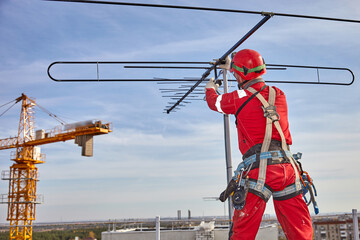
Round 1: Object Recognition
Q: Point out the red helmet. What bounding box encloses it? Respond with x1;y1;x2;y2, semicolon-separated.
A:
230;49;266;81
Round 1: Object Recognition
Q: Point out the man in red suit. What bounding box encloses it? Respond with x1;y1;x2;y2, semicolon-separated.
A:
205;49;313;240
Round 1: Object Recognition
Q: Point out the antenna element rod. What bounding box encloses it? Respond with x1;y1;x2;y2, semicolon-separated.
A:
46;0;360;23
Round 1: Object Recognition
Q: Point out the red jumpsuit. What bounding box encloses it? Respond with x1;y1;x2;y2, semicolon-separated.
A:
206;80;313;240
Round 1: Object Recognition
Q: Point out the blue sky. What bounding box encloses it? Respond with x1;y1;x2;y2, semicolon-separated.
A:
0;0;360;223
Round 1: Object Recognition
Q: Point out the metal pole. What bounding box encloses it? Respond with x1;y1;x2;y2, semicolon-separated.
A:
353;209;359;240
222;69;234;220
156;216;161;240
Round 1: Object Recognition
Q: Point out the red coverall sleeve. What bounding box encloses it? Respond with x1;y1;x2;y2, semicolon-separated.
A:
205;88;245;115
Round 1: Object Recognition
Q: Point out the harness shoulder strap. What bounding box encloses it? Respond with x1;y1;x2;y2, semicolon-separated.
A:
247;87;286;150
247;86;276;190
234;85;267;125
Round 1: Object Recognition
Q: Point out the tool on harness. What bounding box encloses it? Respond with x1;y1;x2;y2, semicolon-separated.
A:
219;179;237;202
232;166;251;210
301;171;319;214
293;153;319;215
232;176;249;210
219;164;252;210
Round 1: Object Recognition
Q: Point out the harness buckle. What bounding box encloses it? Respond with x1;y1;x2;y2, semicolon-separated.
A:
262;105;280;122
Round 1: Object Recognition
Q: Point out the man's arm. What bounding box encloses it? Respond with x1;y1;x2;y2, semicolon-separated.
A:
205;87;241;115
205;88;221;112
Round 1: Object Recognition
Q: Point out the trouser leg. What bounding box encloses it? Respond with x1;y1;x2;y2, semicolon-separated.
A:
274;194;313;240
231;192;266;240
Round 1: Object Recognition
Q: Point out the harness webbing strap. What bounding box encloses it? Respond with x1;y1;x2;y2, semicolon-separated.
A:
247;87;285;150
234;85;266;125
240;178;273;202
273;182;302;201
233;150;292;178
247;86;301;193
247;87;272;191
260;86;276;152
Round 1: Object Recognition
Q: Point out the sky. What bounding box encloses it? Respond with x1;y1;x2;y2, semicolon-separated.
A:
0;0;360;223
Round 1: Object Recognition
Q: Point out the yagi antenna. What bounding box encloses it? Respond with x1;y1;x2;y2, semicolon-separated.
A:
46;0;360;113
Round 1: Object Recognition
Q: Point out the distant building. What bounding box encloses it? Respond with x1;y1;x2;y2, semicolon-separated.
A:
101;221;278;240
313;213;359;240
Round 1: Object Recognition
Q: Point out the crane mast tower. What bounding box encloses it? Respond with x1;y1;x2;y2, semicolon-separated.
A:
0;94;112;240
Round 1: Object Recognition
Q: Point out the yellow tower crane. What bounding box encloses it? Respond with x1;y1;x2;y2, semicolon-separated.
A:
0;93;112;240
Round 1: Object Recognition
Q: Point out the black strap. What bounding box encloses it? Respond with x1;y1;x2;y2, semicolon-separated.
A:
235;85;267;125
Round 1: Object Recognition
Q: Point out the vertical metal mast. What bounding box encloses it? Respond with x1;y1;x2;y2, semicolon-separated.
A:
222;69;234;220
353;209;359;240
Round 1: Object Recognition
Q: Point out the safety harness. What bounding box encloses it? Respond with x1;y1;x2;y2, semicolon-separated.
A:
219;84;319;214
233;86;302;202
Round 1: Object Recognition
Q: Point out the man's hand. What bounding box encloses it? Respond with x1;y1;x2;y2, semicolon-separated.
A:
205;77;219;91
218;55;231;70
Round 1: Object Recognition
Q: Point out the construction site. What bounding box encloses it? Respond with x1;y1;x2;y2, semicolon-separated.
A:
1;0;360;240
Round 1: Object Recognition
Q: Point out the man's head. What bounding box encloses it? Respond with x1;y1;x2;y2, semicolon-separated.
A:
230;49;266;87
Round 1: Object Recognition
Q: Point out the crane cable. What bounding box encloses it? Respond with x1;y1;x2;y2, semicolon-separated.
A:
0;99;19;118
0;96;67;125
34;102;67;125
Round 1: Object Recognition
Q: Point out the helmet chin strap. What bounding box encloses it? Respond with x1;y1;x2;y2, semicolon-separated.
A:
238;78;265;90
